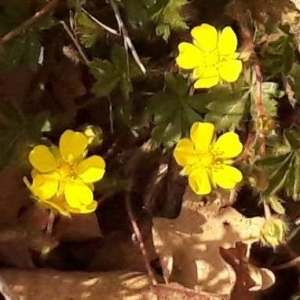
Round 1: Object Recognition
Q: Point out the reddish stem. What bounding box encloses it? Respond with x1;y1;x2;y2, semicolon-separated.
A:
125;191;157;286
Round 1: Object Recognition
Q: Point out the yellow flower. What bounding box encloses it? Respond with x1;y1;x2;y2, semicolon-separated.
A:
174;122;243;195
176;23;242;88
24;130;105;216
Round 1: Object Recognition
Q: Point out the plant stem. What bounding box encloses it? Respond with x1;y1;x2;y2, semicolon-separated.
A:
109;0;146;74
125;190;157;286
81;7;119;36
60;20;90;65
0;0;61;46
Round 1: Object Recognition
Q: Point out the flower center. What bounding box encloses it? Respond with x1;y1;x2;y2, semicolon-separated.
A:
58;162;73;178
197;151;215;168
203;50;219;67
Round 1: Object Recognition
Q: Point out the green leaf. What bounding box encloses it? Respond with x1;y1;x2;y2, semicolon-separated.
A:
286;154;300;200
74;12;104;48
284;126;300;150
0;103;50;170
266;196;285;215
147;73;205;147
153;0;188;40
124;0;187;40
67;0;86;9
0;1;54;70
89;45;143;99
263;153;293;196
110;45;129;72
164;72;189;96
288;63;300;102
257;125;300;200
255;154;290;168
155;24;171;41
260;27;294;77
204;84;249;131
89;59;120;97
123;0;154;28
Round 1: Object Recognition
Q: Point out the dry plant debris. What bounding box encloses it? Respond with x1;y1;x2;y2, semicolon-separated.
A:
152;188;274;296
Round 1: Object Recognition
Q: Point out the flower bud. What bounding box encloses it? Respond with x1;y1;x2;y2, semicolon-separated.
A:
83;125;103;149
255;115;276;136
260;217;288;247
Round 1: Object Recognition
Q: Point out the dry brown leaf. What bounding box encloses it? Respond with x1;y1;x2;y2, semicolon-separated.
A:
1;269;154;300
248;265;275;291
291;0;300;10
152;189;266;296
0;168;35;268
1;269;229;300
0;168;30;226
54;213;102;242
18;204;50;231
154;283;227;300
219;243;275;300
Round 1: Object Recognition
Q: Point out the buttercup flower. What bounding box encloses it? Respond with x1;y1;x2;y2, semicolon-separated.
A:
24;130;105;216
174;122;243;195
176;23;242;88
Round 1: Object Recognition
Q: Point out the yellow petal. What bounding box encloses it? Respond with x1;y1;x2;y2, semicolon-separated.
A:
76;155;106;183
213;132;243;159
29;145;57;173
193;65;218;78
68;200;98;214
193;66;219;88
59;130;88;164
191;24;218;51
188;168;211;195
64;181;93;209
29;173;59;200
212;165;242;189
219;60;242;83
194;75;219;89
41;196;71;217
192;66;204;79
173;138;198;167
190;122;215;151
218;27;238;55
176;42;203;69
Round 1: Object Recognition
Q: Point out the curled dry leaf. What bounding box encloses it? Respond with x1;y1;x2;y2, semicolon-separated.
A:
291;0;300;10
219;243;275;300
248;265;275;291
152;188;266;296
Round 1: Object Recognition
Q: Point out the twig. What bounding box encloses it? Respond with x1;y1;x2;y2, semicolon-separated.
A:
236;132;255;162
253;60;271;218
0;0;60;46
46;211;56;235
60;21;90;65
81;7;119;36
0;274;20;300
109;0;146;74
262;200;271;219
125;189;157;286
272;256;300;270
108;95;114;134
253;63;267;156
